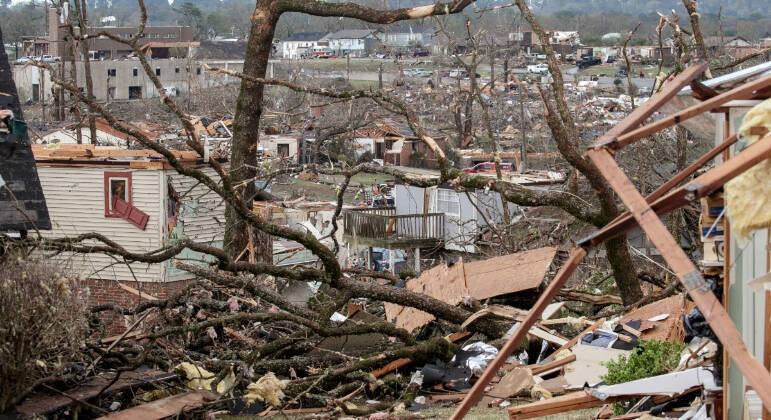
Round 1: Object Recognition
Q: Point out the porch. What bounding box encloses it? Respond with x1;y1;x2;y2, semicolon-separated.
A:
343;207;445;248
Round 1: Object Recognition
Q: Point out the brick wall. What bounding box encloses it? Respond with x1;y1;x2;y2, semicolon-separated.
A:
83;278;193;332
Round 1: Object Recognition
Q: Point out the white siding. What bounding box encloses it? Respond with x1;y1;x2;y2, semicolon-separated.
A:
37;166;164;282
166;169;226;280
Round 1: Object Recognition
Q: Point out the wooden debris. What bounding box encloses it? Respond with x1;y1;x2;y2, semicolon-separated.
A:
97;391;217;420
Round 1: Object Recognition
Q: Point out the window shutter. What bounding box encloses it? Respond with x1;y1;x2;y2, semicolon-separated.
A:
113;198;149;230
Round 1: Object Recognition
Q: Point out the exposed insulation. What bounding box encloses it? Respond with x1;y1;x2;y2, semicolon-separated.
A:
725;98;771;238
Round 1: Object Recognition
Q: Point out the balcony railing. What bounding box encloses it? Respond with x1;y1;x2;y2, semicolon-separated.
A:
343;207;445;247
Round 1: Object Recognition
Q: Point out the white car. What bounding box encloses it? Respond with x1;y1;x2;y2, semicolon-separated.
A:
527;64;549;74
536;54;547;60
14;56;32;65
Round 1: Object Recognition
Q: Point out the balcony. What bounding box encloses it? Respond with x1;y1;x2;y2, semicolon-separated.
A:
343;207;445;248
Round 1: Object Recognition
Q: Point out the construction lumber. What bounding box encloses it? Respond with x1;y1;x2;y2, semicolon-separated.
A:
610;75;771;149
450;247;587;420
579;133;771;248
507;391;624;419
529;354;577;376
97;391;217;420
587;147;771;410
592;63;708;148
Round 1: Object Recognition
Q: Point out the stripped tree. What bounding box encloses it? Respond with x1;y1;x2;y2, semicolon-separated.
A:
225;0;476;261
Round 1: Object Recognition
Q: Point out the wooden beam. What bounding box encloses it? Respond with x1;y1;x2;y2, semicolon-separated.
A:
586;148;771;410
592;63;708;148
579;133;771;248
543;318;605;362
609;75;771;149
507;390;624;419
529;353;577;375
450;247;587;420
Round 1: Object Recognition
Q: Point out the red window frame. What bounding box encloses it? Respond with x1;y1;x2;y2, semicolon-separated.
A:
104;171;133;217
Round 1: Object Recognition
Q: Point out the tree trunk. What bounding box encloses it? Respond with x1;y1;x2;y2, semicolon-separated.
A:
225;0;278;261
74;0;97;145
605;235;643;305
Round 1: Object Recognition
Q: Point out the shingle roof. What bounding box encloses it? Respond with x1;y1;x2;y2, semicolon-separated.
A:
323;29;380;40
284;32;328;42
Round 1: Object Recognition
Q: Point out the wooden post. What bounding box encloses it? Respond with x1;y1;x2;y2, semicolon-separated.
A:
722;111;732;420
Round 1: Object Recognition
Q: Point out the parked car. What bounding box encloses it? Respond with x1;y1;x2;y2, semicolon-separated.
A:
615;68;628;78
374;53;388;59
14;56;32;65
40;55;60;63
527;63;549;74
412;49;430;57
578;56;601;69
535;54;547;60
463;162;514;174
448;69;480;79
606;56;617;64
405;68;431;77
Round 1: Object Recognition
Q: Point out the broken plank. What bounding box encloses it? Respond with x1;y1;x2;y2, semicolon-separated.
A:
488;368;534;398
592;63;708;148
17;370;178;416
507;391;621;419
529;354;577;376
97;391;217;420
117;282;159;300
451;248;587;420
544;318;605;362
612;75;771;149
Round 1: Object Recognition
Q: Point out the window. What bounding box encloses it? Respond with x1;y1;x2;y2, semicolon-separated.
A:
155;67;161;76
107;68;116;77
435;189;460;216
196;67;201;75
128;86;142;99
133;67;138;77
175;67;180;74
104;172;149;230
104;172;132;217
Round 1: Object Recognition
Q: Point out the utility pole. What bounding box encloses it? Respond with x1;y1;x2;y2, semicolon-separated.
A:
519;82;527;173
74;0;97;144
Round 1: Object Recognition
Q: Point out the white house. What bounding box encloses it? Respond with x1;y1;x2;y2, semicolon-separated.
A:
280;32;328;59
323;29;382;57
382;29;431;49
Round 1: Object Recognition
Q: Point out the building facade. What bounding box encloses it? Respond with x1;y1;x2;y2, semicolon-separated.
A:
323;29;382;57
280;32;328;59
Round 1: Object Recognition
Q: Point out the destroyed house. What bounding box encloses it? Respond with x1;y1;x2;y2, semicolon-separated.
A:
349;119;446;169
31;144;225;304
344;183;519;254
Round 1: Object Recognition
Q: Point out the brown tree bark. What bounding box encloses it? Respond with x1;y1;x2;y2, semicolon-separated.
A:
73;0;98;145
515;0;643;304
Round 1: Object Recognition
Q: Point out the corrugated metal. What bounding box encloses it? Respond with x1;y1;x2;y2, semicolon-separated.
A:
37;166;163;282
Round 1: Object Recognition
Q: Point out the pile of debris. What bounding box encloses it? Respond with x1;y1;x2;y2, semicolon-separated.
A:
7;242;720;420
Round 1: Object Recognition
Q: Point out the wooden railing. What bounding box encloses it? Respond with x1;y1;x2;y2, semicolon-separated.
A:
343;207;445;245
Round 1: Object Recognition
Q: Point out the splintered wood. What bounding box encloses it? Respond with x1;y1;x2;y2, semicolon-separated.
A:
384;247;558;332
